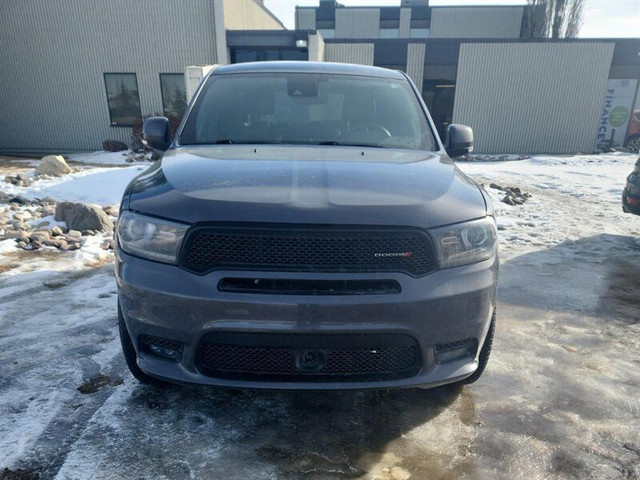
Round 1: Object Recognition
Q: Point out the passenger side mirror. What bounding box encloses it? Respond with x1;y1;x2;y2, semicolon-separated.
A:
143;117;171;152
446;124;474;158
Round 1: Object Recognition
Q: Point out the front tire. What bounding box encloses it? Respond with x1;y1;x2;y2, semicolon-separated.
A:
457;310;495;385
118;301;165;385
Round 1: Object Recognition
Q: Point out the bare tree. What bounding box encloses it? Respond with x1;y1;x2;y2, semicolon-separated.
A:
523;0;585;38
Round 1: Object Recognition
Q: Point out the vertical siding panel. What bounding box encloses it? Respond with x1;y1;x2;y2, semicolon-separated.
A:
335;9;380;39
0;0;221;153
324;44;374;65
452;43;615;154
399;8;411;39
406;44;426;88
296;9;316;30
430;7;524;39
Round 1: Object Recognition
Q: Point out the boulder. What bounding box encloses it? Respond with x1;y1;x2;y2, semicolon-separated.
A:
55;202;113;232
35;155;73;177
102;139;128;152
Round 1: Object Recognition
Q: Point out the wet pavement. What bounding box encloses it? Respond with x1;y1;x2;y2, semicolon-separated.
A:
1;230;639;480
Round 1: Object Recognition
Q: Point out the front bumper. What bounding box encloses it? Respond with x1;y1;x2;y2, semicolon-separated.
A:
116;250;498;390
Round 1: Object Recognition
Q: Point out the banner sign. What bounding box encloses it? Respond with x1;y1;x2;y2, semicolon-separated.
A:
596;79;638;149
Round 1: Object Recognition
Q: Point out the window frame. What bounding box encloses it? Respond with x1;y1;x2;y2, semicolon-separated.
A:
103;72;142;128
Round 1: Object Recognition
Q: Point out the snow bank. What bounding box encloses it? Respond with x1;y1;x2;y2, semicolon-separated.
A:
68;150;147;166
2;165;146;205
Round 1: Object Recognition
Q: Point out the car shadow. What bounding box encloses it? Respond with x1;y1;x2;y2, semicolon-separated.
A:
115;381;474;479
497;233;640;323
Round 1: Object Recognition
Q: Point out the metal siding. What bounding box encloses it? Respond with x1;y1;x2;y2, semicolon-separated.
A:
406;44;426;87
296;8;316;30
453;43;615;154
430;7;524;38
324;44;375;65
335;9;380;39
0;0;222;153
399;8;411;38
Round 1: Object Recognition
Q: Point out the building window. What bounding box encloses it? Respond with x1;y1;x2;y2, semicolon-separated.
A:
422;80;456;140
410;28;430;38
103;73;141;127
380;28;400;38
231;48;308;63
160;74;188;128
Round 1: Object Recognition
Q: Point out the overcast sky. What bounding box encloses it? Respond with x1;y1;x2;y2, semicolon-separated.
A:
263;0;640;38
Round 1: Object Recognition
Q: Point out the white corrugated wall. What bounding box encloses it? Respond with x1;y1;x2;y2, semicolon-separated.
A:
406;44;426;89
452;42;615;154
335;9;380;39
430;7;524;39
324;44;375;65
0;0;223;153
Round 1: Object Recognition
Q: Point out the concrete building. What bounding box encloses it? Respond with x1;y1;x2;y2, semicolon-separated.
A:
0;0;283;154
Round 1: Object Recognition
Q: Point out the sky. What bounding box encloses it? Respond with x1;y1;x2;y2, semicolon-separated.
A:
263;0;640;38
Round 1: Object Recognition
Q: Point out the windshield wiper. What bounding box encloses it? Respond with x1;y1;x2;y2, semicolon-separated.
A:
317;141;389;148
213;139;280;145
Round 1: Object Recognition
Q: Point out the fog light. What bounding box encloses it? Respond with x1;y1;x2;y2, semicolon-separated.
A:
139;335;183;362
434;339;477;364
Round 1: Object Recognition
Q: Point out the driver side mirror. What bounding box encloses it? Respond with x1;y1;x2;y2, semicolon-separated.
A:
142;117;171;152
446;124;474;158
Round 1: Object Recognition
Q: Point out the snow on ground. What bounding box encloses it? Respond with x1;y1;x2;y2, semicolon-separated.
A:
68;150;149;166
1;165;145;205
457;152;640;259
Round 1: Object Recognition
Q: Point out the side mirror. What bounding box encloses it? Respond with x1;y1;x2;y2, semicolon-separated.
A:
142;117;171;152
446;124;474;158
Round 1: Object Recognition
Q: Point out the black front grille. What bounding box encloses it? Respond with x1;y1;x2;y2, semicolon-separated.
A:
180;225;436;276
197;333;421;382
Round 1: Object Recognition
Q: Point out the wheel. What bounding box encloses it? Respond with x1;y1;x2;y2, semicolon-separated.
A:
456;310;495;385
118;301;165;385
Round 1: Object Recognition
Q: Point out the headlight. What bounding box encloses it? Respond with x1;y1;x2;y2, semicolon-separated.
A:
430;217;497;269
116;211;188;264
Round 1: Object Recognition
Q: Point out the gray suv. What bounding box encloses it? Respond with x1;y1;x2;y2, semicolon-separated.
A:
116;62;498;390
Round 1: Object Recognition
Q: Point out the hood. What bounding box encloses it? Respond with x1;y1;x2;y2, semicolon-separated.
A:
125;145;486;229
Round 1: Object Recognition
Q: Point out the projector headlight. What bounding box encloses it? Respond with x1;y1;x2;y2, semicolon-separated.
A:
116;210;188;264
430;217;497;269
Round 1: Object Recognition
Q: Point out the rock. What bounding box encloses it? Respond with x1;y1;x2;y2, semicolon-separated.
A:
102;205;118;216
489;183;503;190
15;231;29;242
16;241;27;248
100;239;114;250
35;155;73;177
35;220;50;228
30;240;42;250
502;195;515;206
68;229;82;238
41;196;56;204
102;139;128;152
51;226;64;236
30;230;50;242
43;238;68;249
55;202;113;232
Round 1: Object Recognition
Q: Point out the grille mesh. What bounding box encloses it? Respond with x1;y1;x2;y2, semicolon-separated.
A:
180;226;436;276
198;334;420;381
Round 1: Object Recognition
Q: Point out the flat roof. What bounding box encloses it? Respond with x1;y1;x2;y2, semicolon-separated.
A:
214;61;406;79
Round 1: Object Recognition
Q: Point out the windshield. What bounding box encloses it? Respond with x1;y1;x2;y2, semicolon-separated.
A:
179;72;436;151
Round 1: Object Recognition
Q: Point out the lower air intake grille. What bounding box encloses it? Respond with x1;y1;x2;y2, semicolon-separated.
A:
197;333;421;382
180;225;436;276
